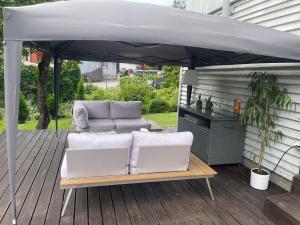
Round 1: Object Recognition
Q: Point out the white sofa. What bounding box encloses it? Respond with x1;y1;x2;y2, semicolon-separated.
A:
72;100;151;132
61;131;194;179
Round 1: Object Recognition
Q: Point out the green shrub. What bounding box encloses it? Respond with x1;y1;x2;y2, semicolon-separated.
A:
76;77;85;100
18;92;29;123
85;87;120;101
59;101;73;118
153;87;178;112
84;83;98;95
58;61;81;102
21;64;39;103
119;77;151;105
149;98;170;113
0;108;3;120
163;66;180;88
34;112;40;120
47;94;55;118
141;103;150;114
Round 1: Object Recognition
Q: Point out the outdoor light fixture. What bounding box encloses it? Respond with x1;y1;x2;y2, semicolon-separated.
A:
181;70;198;106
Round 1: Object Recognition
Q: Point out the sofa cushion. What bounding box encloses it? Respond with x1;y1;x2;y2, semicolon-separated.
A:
81;101;110;119
110;101;141;119
130;131;193;174
88;119;115;131
114;118;151;130
61;146;128;179
68;132;133;173
73;101;89;129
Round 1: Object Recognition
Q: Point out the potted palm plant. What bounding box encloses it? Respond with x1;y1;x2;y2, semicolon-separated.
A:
240;72;293;190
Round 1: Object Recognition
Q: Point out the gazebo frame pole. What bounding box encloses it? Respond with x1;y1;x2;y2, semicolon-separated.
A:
53;57;61;137
4;40;22;225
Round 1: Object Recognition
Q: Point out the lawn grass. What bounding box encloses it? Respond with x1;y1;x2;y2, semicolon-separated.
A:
0;117;72;134
17;117;72;130
143;112;177;127
0;112;178;134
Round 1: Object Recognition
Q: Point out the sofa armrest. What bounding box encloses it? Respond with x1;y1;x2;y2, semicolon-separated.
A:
73;101;89;129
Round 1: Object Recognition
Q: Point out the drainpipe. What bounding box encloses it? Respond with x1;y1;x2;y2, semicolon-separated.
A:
222;0;231;17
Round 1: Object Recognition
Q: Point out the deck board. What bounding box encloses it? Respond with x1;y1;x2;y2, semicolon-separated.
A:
0;130;285;225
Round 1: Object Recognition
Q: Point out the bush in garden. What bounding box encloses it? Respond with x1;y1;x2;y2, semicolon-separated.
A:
21;64;39;103
47;94;55;118
153;87;178;112
119;77;151;105
59;101;74;118
163;66;180;88
18;92;29;123
34;112;40;120
85;87;120;101
20;61;81;106
56;61;81;102
0;108;3;120
168;88;179;112
84;83;98;95
149;98;170;113
76;77;85;100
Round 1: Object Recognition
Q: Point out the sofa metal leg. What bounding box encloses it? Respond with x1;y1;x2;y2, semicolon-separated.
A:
205;178;215;200
61;188;73;217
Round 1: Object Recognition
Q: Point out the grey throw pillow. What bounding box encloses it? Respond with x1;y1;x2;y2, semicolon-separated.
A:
73;102;89;129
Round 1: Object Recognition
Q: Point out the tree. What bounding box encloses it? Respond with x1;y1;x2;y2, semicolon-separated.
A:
240;72;294;174
76;77;85;100
36;52;51;129
1;0;55;128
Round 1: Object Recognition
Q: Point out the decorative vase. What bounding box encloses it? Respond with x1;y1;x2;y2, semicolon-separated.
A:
250;168;270;190
205;96;213;111
196;94;202;110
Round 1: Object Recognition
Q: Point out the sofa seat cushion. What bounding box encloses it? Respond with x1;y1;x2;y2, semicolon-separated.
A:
114;118;151;130
130;131;193;174
110;101;141;119
88;119;115;131
81;100;110;119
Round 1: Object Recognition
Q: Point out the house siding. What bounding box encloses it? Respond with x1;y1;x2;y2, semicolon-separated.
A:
183;0;300;183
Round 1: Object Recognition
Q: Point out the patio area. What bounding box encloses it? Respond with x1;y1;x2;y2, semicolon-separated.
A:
0;130;285;225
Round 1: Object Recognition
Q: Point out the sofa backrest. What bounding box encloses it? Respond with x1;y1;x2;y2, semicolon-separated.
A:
110;101;141;119
80;101;110;119
130;131;194;174
73;100;142;120
65;147;128;178
68;132;133;173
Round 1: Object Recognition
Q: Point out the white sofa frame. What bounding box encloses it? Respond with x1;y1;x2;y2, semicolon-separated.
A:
60;150;217;216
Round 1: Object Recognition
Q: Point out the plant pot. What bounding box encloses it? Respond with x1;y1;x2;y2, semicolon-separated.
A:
250;168;270;190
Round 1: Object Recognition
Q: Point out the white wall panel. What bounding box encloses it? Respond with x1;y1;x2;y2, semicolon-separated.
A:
180;64;300;181
184;0;300;182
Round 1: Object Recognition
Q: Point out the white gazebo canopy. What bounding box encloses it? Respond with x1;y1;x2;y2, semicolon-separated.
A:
3;0;300;224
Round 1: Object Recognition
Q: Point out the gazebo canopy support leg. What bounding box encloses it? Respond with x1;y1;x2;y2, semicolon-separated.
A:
54;57;61;137
4;40;22;225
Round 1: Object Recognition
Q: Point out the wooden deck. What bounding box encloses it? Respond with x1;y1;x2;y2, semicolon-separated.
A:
0;130;286;225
